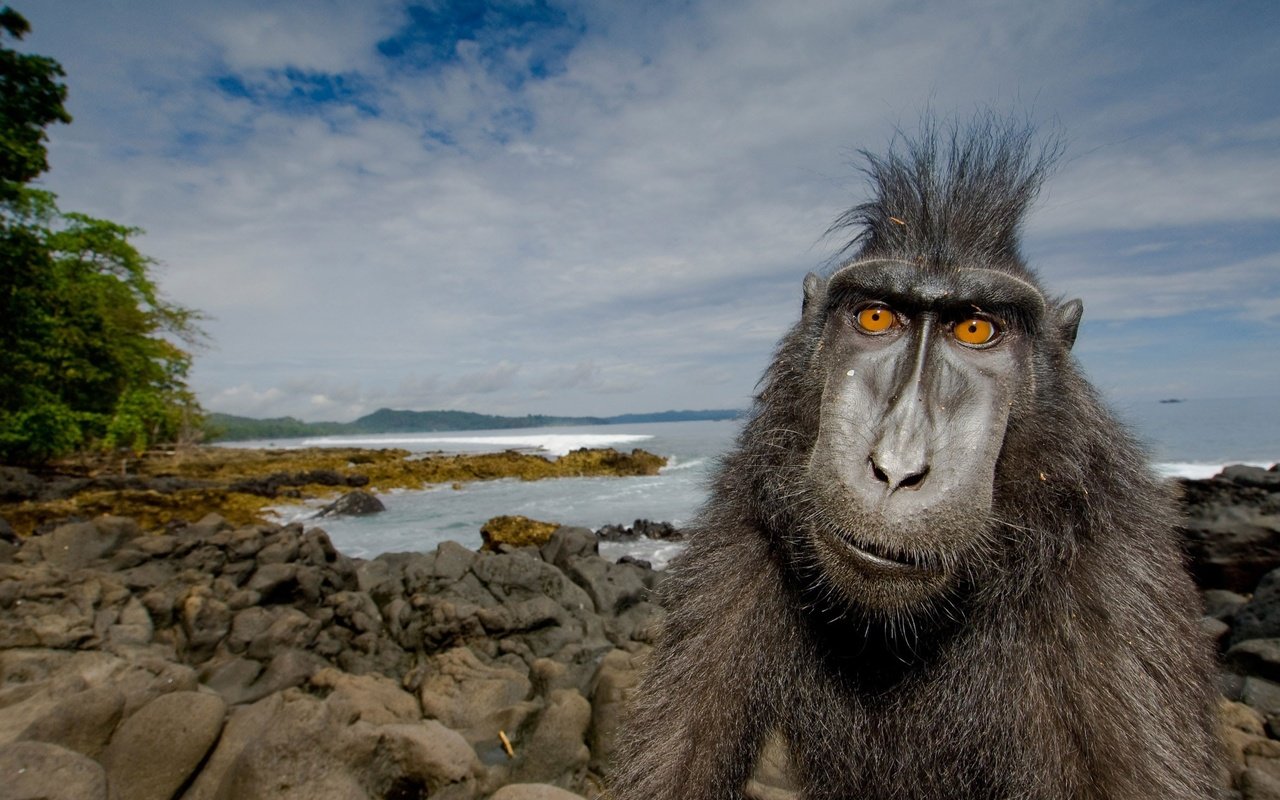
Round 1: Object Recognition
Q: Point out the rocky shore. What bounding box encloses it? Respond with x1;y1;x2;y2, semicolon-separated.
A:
0;445;667;537
0;463;1276;799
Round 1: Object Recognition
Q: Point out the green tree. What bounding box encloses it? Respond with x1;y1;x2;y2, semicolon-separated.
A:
0;7;204;462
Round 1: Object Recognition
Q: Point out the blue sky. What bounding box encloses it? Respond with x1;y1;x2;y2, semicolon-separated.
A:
20;0;1280;421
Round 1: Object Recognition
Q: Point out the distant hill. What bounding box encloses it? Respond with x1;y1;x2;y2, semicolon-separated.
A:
205;407;743;442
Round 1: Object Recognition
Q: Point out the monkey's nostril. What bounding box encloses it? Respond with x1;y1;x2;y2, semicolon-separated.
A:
899;467;929;490
869;457;890;484
869;455;929;491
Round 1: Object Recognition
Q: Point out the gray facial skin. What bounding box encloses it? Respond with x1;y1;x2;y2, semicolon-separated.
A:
802;260;1046;611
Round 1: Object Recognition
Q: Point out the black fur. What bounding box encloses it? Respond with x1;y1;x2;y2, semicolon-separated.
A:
609;118;1222;799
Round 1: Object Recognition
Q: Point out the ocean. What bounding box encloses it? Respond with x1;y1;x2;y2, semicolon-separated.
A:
243;396;1279;565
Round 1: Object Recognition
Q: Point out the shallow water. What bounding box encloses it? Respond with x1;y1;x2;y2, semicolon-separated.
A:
236;397;1278;560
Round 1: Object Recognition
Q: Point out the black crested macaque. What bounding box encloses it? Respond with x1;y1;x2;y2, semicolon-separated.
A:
609;118;1222;799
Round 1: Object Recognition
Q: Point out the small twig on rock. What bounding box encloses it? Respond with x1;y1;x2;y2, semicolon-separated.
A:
499;729;515;759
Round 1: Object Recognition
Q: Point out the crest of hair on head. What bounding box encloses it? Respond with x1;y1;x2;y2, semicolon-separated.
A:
827;112;1063;276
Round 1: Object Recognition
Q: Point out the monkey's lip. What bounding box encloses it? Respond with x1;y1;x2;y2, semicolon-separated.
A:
831;531;940;574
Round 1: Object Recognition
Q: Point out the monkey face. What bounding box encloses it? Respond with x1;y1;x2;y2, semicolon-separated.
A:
797;260;1052;612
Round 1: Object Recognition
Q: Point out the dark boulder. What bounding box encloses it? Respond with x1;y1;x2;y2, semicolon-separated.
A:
594;519;683;542
316;490;386;518
0;466;43;502
1232;570;1280;646
1180;466;1280;594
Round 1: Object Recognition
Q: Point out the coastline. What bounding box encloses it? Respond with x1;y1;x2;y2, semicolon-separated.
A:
0;445;667;539
0;462;1278;797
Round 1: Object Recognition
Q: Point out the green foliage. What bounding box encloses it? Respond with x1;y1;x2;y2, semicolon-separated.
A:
0;7;70;193
0;8;204;463
0;400;83;463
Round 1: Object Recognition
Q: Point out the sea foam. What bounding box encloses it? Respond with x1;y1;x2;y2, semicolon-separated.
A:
1154;461;1276;480
298;432;654;457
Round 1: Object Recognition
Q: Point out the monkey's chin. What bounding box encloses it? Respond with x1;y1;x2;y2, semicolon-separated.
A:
811;527;955;612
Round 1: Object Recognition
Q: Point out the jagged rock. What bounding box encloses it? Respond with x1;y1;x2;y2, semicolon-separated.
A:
100;690;226;800
500;688;592;789
563;557;650;618
594;519;682;542
420;646;533;744
36;518;134;570
1234;571;1280;646
1207;589;1251;622
214;690;481;800
539;527;598;570
245;607;321;659
206;649;328;706
311;668;420;725
316;490;385;518
1180;468;1280;594
0;740;108;799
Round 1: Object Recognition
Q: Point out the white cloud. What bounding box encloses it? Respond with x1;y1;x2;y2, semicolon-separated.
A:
20;0;1280;418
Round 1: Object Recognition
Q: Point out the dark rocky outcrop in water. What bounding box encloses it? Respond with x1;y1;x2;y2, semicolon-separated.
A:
594;519;683;543
316;489;386;518
0;462;1278;799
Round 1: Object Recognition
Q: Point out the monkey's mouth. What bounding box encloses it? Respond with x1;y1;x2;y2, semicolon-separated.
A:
832;531;940;574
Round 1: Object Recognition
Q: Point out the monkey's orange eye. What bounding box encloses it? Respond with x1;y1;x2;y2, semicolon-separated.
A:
953;317;999;346
855;305;895;334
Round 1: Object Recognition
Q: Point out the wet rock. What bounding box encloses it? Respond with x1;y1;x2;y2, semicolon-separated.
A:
539;527;598;570
595;519;682;542
563;557;650;618
316;490;385;518
0;740;108;800
101;690;226;800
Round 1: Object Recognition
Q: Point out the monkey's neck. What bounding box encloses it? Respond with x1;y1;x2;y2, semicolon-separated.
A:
790;576;974;696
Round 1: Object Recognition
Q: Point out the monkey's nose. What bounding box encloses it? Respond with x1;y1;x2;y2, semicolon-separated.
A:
868;453;930;492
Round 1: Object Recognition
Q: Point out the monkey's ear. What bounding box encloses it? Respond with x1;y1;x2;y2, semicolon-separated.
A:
1055;299;1084;351
802;272;827;315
